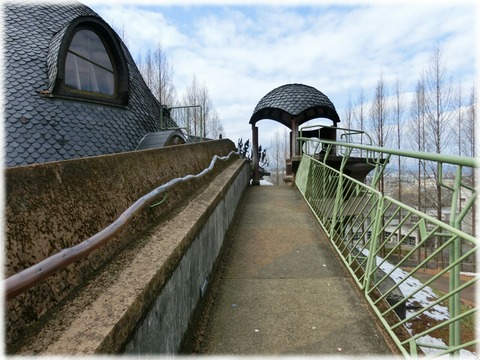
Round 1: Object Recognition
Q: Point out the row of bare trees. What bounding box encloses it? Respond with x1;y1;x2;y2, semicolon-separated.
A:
344;45;476;268
136;42;224;139
346;45;476;202
266;45;476;235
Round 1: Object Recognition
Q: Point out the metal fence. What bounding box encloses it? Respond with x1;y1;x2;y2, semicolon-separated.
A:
295;133;478;358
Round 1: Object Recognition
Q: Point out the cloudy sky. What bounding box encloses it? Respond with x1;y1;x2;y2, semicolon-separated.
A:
83;0;478;148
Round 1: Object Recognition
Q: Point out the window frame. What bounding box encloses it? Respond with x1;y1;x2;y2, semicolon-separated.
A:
54;17;129;106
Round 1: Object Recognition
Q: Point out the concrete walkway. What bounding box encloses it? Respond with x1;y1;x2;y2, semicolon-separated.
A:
194;186;394;355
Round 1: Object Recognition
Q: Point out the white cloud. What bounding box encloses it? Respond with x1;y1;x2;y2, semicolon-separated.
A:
85;1;477;148
90;4;189;58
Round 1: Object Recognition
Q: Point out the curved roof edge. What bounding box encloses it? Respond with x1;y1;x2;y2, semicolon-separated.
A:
135;130;186;150
249;83;340;128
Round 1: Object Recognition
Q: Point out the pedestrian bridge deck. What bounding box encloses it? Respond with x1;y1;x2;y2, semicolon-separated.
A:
189;185;394;355
6;138;476;357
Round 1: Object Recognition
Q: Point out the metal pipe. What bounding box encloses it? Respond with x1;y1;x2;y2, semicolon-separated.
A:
298;137;478;167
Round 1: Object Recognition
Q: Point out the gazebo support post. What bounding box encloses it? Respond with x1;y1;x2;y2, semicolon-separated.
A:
291;117;299;157
252;124;260;185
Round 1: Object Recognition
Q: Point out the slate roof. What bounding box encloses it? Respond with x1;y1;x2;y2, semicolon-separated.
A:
249;83;340;128
3;0;178;167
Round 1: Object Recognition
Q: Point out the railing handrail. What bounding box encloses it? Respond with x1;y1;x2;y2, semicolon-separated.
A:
4;151;240;300
299;124;373;145
295;142;478;359
298;136;478;168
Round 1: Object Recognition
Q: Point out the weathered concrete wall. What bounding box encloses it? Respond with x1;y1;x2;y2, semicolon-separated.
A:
5;139;238;347
123;161;250;354
10;156;249;355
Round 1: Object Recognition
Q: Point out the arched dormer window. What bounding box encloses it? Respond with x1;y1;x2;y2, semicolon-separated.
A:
53;16;129;106
65;29;114;95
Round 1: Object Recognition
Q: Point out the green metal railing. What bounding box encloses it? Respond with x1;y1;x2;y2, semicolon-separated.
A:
295;131;478;358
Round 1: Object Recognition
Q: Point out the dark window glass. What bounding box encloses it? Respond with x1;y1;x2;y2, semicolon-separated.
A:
65;30;114;95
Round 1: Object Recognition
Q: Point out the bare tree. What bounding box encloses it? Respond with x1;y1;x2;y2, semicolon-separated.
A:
205;108;224;139
268;130;287;185
138;42;177;108
182;75;201;137
453;81;464;156
182;75;223;139
140;50;154;90
152;42;176;107
393;77;406;204
450;81;476;270
464;83;476;159
466;83;477;239
424;45;453;157
389;77;406;258
112;22;129;48
369;72;390;195
424;44;454;268
354;88;367;132
344;94;354;129
409;74;427;212
409;74;428;265
369;73;390;257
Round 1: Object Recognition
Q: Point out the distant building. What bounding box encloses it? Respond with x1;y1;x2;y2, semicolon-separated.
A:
3;0;184;167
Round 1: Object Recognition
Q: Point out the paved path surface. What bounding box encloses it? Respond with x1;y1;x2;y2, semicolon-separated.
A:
194;186;394;355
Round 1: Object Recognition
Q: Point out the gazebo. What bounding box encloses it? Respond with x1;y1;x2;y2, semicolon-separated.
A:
249;83;340;184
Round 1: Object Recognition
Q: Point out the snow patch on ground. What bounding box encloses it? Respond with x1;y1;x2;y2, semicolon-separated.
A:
250;179;274;186
413;335;477;359
460;272;479;277
378;259;449;321
361;248;476;358
260;179;274;186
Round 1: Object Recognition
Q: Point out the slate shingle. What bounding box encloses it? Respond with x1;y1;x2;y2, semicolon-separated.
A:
250;83;340;128
3;0;180;167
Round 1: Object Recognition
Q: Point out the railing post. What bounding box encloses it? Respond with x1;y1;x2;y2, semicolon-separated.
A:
292;117;299;157
448;166;463;356
329;150;351;240
364;194;383;291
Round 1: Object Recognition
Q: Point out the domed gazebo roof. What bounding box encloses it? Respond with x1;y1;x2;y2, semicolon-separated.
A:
249;83;340;128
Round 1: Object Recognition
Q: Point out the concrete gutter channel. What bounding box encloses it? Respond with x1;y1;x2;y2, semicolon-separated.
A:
12;158;250;354
5;139;240;349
